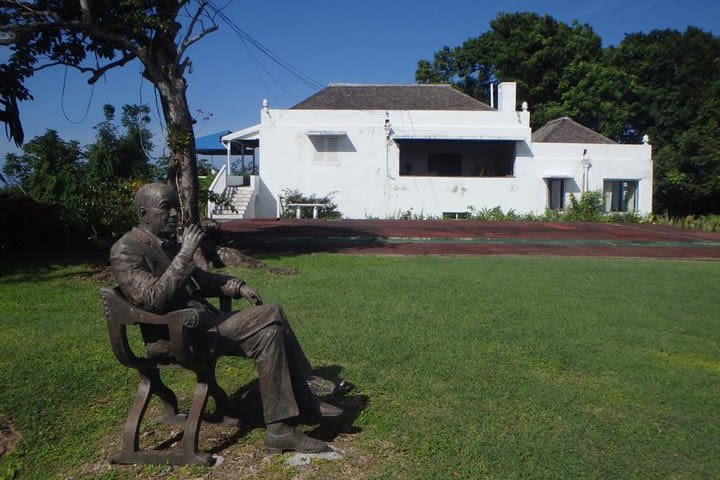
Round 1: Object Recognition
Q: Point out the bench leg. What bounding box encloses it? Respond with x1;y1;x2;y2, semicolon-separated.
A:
147;369;185;425
110;369;213;466
201;365;240;426
180;379;211;463
122;369;153;454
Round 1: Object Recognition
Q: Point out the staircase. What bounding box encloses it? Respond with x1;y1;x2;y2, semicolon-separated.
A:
212;185;256;220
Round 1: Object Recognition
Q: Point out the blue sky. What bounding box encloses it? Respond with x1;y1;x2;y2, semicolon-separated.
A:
1;0;718;168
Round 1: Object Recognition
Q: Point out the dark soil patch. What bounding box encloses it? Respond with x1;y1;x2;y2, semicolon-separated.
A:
217;247;265;269
267;266;298;276
0;415;21;457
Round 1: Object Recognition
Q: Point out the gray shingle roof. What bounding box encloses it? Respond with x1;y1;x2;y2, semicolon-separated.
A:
292;84;493;111
532;117;615;144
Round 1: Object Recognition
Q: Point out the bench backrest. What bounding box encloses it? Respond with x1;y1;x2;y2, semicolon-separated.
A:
100;287;172;370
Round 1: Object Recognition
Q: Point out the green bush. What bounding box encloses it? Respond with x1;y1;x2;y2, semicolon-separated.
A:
280;188;342;219
197;174;236;219
650;213;720;232
74;180;140;248
561;191;604;222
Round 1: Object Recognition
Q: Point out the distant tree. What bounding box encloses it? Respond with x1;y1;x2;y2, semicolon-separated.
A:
0;0;223;225
652;82;720;215
2;129;84;207
197;157;215;176
539;60;635;140
416;12;620;133
85;103;153;181
608;28;720;214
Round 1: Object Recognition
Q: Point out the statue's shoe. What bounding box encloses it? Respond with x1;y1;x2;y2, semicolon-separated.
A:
318;400;343;417
264;428;328;453
297;399;344;424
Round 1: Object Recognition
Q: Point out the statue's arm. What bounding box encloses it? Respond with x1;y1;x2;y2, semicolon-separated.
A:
193;268;245;298
110;241;195;313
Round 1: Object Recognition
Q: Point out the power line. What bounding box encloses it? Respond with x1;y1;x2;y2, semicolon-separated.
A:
61;65;95;124
205;1;324;92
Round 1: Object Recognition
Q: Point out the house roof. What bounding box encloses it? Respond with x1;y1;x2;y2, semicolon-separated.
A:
532;117;615;144
292;84;493;111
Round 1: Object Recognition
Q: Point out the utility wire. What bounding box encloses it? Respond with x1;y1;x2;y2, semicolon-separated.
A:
61;65;95;124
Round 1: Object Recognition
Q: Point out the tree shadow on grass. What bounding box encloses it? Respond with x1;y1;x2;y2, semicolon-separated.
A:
218;221;390;258
0;254;107;284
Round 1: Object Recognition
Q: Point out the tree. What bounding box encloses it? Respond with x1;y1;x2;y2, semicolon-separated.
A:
539;60;635;139
608;28;720;214
3;129;84;206
416;12;616;132
0;0;222;225
85;103;153;181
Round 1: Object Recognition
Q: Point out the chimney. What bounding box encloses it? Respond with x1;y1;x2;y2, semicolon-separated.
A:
497;82;517;112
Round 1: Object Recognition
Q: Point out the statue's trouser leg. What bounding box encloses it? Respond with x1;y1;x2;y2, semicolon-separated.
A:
215;304;314;424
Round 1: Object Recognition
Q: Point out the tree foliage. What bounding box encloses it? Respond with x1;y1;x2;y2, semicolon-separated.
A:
416;12;610;131
0;0;222;224
2;103;155;248
85;104;154;181
416;13;720;215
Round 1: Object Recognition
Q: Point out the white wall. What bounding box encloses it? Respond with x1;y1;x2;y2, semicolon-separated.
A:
253;107;652;218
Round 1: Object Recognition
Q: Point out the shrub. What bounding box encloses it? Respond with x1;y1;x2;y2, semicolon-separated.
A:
74;180;141;248
650;213;720;232
561;191;604;222
280;188;342;219
467;205;520;221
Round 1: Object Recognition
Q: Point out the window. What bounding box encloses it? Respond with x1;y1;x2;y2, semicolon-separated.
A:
604;180;638;212
398;140;516;177
312;136;340;165
428;154;462;176
547;178;565;210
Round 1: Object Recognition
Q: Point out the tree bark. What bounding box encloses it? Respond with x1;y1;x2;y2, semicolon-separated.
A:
138;33;201;225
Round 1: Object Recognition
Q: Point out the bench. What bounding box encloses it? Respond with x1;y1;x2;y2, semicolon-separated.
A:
285;202;328;219
99;287;237;465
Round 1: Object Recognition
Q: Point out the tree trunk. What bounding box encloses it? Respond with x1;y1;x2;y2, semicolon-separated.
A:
144;72;200;225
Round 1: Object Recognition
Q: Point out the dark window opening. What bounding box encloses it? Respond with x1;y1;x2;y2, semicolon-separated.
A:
547;178;565;210
398;140;516;177
604;180;639;212
428;154;461;176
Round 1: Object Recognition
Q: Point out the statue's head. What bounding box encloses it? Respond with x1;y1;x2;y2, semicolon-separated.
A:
134;183;180;238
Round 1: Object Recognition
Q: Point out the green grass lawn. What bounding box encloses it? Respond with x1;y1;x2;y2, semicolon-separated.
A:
1;254;719;479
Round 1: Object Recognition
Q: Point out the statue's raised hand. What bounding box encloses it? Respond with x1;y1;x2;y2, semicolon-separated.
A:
179;224;205;258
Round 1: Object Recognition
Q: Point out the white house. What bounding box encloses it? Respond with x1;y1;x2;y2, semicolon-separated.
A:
208;83;652;220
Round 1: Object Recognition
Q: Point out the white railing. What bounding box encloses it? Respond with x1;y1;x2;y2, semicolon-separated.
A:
207;164;227;218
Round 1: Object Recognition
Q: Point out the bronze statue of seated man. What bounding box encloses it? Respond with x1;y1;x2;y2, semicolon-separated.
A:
110;182;341;453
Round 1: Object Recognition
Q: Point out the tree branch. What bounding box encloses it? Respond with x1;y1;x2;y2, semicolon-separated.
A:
85;52;137;83
176;1;217;60
178;25;218;60
0;19;141;55
31;52;137;84
5;0;59;20
79;0;93;24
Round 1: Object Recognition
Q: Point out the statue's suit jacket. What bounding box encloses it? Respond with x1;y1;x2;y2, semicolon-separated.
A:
109;226;274;355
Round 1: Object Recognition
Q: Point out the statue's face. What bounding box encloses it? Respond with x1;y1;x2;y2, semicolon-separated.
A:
141;188;180;238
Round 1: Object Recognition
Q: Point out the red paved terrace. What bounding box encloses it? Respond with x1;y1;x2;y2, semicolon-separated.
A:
219;220;720;260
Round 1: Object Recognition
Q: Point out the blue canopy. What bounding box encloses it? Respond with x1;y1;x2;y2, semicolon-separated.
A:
195;130;256;155
195;130;230;155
